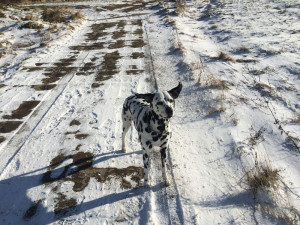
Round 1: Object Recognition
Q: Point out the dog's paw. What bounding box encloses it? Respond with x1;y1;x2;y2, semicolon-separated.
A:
143;180;151;188
165;179;171;187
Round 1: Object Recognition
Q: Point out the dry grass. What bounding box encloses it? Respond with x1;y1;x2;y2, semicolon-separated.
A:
176;0;188;16
292;113;300;123
246;165;280;194
217;51;236;63
42;8;69;23
246;163;300;224
71;10;84;21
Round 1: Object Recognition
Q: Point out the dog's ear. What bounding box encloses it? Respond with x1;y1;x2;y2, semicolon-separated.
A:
134;93;155;103
168;82;182;99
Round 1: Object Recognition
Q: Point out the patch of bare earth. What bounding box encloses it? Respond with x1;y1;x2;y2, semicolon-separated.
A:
3;101;40;119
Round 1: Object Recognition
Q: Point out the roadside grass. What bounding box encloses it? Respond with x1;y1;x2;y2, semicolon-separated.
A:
176;0;188;16
0;3;84;59
216;51;236;63
246;162;300;224
0;0;87;6
239;127;300;224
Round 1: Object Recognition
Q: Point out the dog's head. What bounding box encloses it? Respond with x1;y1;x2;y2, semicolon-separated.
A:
135;82;182;119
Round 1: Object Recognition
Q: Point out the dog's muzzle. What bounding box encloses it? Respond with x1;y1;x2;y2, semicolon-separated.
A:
166;107;173;118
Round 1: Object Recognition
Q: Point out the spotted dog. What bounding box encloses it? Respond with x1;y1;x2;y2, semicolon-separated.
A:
122;82;182;186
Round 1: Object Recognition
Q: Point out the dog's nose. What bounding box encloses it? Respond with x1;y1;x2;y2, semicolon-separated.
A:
166;107;173;118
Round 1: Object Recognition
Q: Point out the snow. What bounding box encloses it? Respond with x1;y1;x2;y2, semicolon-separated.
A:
0;0;300;224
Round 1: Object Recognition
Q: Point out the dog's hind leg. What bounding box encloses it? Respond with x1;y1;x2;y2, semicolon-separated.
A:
122;106;132;153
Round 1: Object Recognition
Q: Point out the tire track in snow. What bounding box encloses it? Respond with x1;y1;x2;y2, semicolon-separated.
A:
143;18;185;225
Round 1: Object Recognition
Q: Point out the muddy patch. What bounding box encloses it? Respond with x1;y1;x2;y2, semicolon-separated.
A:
43;152;143;192
31;84;56;91
0;121;23;133
76;62;96;76
131;39;145;48
112;20;127;40
126;70;144;75
69;42;104;51
87;22;118;41
54;193;76;215
108;40;125;49
3;101;40;120
0;136;5;143
42;66;78;84
75;133;89;140
95;51;121;84
131;52;144;59
70;119;81;126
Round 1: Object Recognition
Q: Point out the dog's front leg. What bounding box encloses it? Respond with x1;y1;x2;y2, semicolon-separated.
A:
141;145;150;187
160;143;170;186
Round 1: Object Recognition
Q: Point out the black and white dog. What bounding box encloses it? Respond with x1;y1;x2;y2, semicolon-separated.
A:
122;82;182;186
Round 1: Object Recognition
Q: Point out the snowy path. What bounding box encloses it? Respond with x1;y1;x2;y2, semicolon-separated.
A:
1;0;300;224
0;1;183;224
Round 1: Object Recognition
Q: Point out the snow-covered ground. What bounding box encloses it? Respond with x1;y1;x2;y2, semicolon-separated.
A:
0;0;299;224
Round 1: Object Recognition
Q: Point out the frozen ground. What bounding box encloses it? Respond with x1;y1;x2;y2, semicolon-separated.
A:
0;0;299;224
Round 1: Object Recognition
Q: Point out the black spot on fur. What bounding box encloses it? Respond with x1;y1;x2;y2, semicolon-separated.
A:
158;119;164;125
145;126;151;133
160;147;167;167
160;135;167;141
157;124;165;133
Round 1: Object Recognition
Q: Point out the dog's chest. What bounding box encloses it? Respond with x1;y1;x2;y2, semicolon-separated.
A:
128;98;170;144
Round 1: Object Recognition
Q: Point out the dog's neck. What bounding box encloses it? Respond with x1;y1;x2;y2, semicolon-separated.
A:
147;107;170;134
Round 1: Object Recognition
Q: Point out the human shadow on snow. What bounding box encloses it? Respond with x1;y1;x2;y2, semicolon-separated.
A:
0;149;154;224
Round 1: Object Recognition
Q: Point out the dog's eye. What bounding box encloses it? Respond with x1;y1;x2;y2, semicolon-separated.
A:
157;102;163;106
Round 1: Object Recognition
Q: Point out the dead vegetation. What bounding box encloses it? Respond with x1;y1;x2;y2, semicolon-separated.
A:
42;7;83;24
176;0;188;16
245;161;300;224
237;126;300;224
216;51;236;63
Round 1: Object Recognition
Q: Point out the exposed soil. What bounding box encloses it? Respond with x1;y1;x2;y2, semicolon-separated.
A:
0;121;23;133
131;39;145;48
69;42;104;51
87;22;117;41
70;119;81;126
131;52;144;59
108;40;126;49
54;193;76;215
95;51;121;85
75;133;89;140
31;84;56;91
43;152;143;193
126;70;144;75
3;101;40;120
0;136;5;143
42;66;78;84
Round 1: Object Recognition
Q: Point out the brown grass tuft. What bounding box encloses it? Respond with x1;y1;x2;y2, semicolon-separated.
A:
217;51;236;63
42;8;68;23
176;0;188;16
71;10;84;21
246;165;280;194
